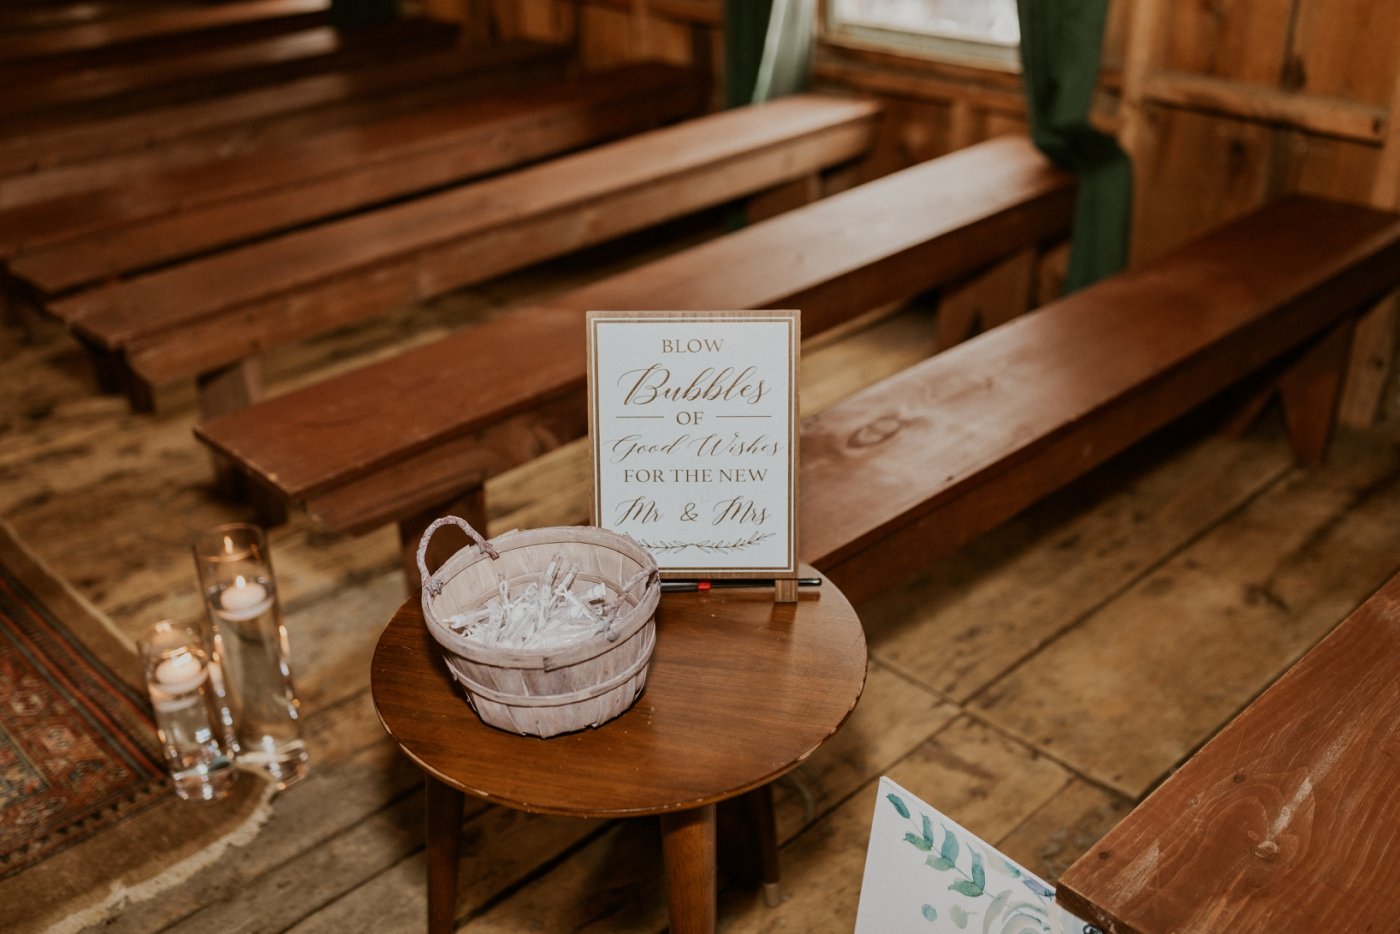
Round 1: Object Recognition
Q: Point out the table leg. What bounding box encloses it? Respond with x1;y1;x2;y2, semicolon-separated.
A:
660;804;717;934
717;785;782;905
425;775;464;934
741;785;782;906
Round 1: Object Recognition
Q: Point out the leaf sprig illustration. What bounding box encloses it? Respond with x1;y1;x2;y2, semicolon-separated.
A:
634;531;774;554
884;793;988;930
884;793;1071;933
888;795;986;898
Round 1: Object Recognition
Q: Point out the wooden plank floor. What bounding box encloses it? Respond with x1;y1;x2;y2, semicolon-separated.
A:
3;227;1399;932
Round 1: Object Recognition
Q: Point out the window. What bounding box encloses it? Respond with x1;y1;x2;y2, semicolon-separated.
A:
826;0;1021;70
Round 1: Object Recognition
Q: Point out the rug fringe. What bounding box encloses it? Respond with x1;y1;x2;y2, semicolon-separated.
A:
55;772;277;934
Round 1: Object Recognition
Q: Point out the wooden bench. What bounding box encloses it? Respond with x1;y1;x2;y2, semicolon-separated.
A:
796;195;1400;605
0;17;456;122
50;93;883;417
0;1;189;34
0;0;326;64
1;62;705;286
1054;567;1400;932
193;134;1075;579
0;41;568;198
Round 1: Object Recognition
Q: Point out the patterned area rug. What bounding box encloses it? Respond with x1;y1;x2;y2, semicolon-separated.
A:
0;550;167;876
0;521;272;933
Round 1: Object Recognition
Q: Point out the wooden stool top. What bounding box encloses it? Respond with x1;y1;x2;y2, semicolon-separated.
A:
371;573;867;818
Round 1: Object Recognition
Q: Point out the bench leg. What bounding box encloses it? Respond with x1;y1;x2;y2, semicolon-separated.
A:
198;358;265;417
399;486;489;593
1339;294;1398;428
125;370;156;414
1033;240;1071;307
424;775;464;934
207;456;249;501
454;1;494;43
198;360;267;501
1219;374;1276;440
746;174;820;225
89;348;130;395
1279;319;1356;468
4;289;62;345
687;23;714;102
83;347;156;413
1;284;17;329
937;248;1036;350
660;804;717;934
64;332;134;398
248;475;291;528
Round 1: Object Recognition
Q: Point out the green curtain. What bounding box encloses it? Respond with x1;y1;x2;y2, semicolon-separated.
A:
724;0;774;107
330;0;396;29
1017;0;1133;292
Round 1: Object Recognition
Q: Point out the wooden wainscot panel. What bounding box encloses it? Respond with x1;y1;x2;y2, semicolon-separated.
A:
1290;0;1400;108
1159;0;1292;88
1130;107;1274;262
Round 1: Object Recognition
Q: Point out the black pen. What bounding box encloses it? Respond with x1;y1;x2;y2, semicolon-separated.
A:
661;577;822;593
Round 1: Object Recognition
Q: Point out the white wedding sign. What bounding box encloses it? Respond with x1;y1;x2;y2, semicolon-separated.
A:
587;310;798;576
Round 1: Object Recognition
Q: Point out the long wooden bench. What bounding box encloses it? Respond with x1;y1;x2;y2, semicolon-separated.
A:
1;62;705;283
51;93;884;416
0;0;187;33
0;17;456;122
194;134;1075;577
0;0;326;63
797;195;1400;604
0;11;351;111
1055;567;1400;933
0;40;568;196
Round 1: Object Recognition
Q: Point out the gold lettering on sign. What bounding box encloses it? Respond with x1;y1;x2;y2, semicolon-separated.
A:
619;365;768;406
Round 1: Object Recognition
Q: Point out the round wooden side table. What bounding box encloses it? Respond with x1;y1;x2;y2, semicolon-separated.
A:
371;573;867;933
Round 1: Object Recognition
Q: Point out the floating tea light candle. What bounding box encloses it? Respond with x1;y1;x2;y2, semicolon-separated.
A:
153;647;206;696
216;574;272;621
194;523;308;788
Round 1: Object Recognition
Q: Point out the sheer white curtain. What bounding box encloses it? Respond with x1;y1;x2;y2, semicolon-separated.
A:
751;0;815;102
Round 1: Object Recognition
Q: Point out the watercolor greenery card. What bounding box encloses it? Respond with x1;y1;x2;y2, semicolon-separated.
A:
856;776;1101;934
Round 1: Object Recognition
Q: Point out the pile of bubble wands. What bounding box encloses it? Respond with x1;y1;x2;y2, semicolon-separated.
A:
445;555;615;650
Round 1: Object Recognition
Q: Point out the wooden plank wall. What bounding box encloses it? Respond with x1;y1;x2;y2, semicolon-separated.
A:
437;0;1400;424
426;0;722;97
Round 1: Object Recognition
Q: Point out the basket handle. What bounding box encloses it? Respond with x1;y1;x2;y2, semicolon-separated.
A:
606;565;659;616
417;516;500;596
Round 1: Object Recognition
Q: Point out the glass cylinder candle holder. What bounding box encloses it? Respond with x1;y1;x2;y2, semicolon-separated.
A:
138;620;239;802
193;523;309;789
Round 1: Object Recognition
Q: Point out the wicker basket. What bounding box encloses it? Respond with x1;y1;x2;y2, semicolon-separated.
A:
417;516;660;738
